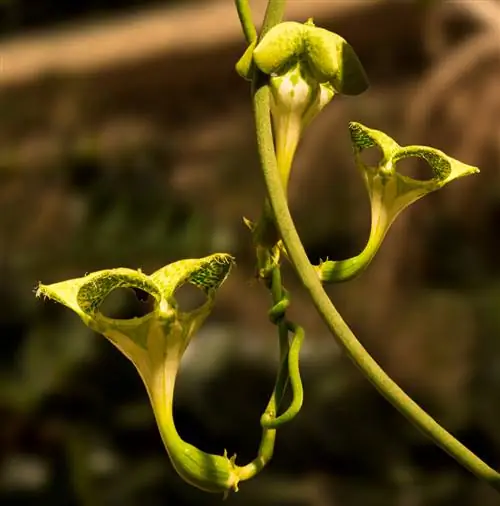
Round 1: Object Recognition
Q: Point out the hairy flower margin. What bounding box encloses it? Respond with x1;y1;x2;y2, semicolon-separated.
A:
36;254;239;493
350;121;479;252
316;122;479;283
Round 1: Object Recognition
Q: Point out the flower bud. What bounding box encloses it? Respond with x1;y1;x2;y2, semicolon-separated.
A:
246;19;368;188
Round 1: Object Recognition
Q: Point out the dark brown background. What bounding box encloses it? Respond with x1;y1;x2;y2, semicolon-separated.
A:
1;1;500;505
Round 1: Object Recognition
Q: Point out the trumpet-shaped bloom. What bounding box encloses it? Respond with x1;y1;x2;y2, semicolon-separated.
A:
37;254;241;494
316;122;479;283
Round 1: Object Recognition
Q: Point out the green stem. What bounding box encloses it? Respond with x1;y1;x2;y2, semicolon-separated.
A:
241;0;288;251
240;0;300;483
316;224;386;283
236;351;279;481
150;362;184;469
250;0;300;428
260;0;286;39
269;266;290;408
252;80;500;492
150;358;240;494
234;0;257;44
238;260;287;481
237;419;276;482
261;320;304;428
150;362;217;489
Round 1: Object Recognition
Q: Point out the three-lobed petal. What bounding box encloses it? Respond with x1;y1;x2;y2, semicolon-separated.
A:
315;123;479;284
349;121;479;231
36;254;235;375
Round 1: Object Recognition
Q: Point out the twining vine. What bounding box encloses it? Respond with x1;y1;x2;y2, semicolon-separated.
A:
36;0;500;497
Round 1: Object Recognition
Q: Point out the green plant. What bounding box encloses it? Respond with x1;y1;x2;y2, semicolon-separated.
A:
36;0;500;498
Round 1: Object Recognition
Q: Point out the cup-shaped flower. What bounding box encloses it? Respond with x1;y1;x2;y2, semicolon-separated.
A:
236;19;368;190
316;122;479;283
36;254;241;495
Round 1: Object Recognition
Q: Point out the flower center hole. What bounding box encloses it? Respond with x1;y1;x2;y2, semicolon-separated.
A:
174;283;207;313
99;288;155;319
396;156;434;180
358;146;383;167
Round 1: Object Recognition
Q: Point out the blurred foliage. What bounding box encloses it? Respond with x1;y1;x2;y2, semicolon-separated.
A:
2;1;500;506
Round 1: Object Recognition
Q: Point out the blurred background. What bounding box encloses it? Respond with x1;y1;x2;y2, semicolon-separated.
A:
1;0;500;504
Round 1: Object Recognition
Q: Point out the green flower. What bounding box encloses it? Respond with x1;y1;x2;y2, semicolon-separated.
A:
37;254;242;495
236;19;368;189
266;63;335;189
316;122;479;283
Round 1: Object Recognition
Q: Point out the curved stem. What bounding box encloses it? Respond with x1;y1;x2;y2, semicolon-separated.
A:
315;225;385;283
238;260;288;481
261;321;304;428
252;80;500;492
234;0;257;44
236;277;283;481
239;1;290;477
150;363;190;468
268;266;291;408
239;0;299;483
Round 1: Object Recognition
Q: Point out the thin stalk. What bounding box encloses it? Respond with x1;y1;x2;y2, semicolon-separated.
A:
239;0;296;482
237;266;286;481
268;265;291;409
260;0;286;39
234;0;257;44
239;258;289;480
316;221;387;282
252;79;500;492
148;359;194;474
